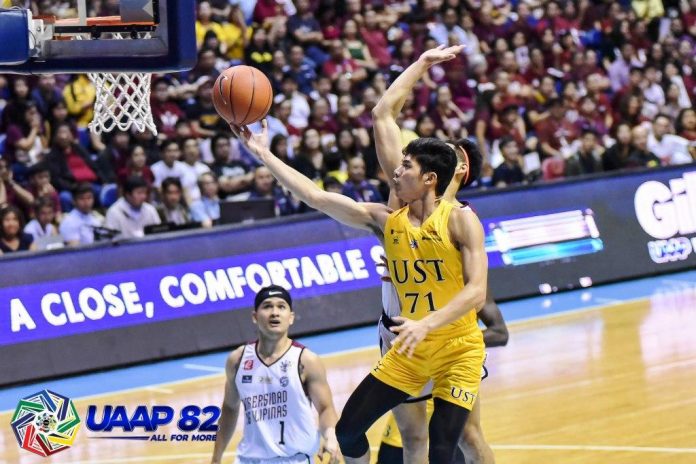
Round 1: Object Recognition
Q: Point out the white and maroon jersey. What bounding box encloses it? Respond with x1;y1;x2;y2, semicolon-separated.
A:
235;341;320;460
378;281;401;356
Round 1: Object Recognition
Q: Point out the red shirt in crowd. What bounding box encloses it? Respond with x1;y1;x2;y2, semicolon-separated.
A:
151;101;185;138
360;27;391;68
65;149;98;183
535;116;579;151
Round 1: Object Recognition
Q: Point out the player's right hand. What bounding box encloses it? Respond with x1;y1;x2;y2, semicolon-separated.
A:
418;44;465;66
319;429;340;464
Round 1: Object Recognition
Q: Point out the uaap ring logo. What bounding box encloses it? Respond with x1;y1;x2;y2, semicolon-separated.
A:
10;390;81;457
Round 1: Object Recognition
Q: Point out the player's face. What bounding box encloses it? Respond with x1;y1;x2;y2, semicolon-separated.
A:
253;297;294;337
393;155;430;202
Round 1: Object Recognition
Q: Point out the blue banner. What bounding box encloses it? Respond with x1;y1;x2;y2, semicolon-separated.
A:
1;237;385;346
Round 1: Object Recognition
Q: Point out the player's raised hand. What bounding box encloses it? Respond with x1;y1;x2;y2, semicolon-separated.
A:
390;317;429;357
418;44;465;66
318;428;340;464
231;119;270;159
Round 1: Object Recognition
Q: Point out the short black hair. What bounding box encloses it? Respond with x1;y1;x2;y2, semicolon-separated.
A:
547;97;563;108
403;138;457;195
72;182;94;198
322;176;342;190
581;127;598;137
654;113;672;123
27;161;50;178
34;196;55;213
498;136;517;149
162;177;183;192
211;133;229;152
123;176;148;194
160;139;180;152
452;138;484;187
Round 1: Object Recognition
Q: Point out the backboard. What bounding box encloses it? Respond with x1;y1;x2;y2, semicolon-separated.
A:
0;0;196;74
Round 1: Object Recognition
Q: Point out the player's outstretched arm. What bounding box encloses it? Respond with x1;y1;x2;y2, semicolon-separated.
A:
235;121;390;234
372;44;466;184
478;288;509;348
211;347;244;464
302;350;340;464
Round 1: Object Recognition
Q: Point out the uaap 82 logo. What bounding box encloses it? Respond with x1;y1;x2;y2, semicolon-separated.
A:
86;404;221;442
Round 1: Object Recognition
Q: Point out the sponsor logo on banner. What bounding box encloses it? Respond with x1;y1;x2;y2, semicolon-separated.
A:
634;171;696;263
11;390;81;457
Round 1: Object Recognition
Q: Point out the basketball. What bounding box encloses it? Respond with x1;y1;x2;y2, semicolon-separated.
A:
213;65;273;126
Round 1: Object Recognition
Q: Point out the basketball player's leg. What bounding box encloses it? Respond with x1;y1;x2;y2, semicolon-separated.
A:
429;330;486;462
392;400;428;464
336;374;410;463
460;398;495;464
429;398;471;462
340;341;431;463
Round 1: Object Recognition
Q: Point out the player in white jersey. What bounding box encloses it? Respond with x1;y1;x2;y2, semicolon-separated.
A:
211;285;340;464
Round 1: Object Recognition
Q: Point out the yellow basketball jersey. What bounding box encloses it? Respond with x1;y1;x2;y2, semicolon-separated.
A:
384;200;478;339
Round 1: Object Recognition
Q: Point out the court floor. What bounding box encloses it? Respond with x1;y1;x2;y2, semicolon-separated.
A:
2;271;696;463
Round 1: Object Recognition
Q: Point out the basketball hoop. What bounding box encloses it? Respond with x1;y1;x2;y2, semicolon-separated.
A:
0;1;196;135
75;32;157;135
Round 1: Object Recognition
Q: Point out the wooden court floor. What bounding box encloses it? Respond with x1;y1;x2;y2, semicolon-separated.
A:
3;289;696;463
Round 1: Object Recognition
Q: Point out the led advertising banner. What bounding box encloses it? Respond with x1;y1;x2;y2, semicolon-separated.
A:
2;165;695;385
468;165;696;298
1;237;384;347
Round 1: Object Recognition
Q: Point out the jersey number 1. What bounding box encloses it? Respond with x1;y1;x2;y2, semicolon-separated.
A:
405;292;435;313
279;420;286;445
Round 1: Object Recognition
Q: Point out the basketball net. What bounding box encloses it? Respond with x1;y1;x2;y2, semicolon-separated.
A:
76;33;157;135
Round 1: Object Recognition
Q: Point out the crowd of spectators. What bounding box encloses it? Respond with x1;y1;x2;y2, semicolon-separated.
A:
1;0;696;255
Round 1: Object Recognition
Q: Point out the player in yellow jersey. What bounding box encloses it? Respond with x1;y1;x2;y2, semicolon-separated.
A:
377;297;508;464
372;45;507;464
235;45;487;460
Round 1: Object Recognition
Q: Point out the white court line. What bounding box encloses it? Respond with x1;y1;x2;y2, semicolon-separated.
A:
593;297;623;304
492;444;696;454
67;452;225;464
54;444;696;463
660;279;696;286
182;364;225;373
69;448;383;464
646;357;696;373
497;379;595;401
144;386;174;394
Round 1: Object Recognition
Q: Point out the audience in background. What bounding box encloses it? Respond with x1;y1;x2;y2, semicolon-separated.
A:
190;172;221;228
58;183;104;246
156;177;192;226
0;205;35;253
105;176;161;239
24;197;58;241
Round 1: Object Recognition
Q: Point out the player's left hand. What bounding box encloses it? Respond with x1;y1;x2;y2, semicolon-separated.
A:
318;429;340;463
390;317;429;357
